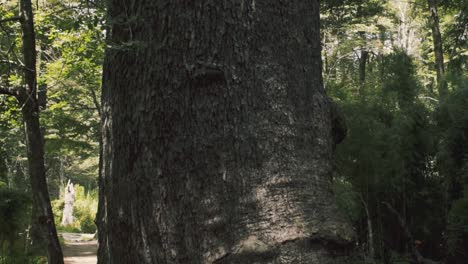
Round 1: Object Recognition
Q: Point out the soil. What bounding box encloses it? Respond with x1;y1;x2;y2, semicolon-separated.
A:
61;233;97;264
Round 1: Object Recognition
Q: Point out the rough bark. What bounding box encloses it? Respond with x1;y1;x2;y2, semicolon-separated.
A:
427;0;447;99
18;0;64;263
61;180;76;226
98;1;354;263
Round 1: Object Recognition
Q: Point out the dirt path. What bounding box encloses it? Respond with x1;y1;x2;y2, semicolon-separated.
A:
61;233;97;264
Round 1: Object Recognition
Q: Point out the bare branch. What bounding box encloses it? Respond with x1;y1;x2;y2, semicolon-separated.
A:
0;59;25;70
382;202;440;264
88;86;102;117
419;96;439;103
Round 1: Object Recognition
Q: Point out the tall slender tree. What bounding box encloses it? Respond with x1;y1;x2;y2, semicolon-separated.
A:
98;1;353;263
0;0;64;263
427;0;447;98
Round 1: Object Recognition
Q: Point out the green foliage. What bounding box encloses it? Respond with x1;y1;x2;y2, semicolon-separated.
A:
0;185;38;263
333;180;362;223
1;5;103;262
447;188;468;254
35;1;105;197
57;224;81;234
436;78;468;258
79;214;96;234
0;184;30;247
321;0;385;27
331;49;451;261
0;255;47;264
381;51;421;107
437;80;468;201
325;3;462;257
51;199;64;227
1;0;104;198
74;184;98;233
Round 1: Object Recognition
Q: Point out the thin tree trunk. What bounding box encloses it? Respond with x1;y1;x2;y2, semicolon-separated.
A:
360;195;375;261
98;1;354;263
358;31;368;97
18;0;64;263
359;49;368;96
427;0;447;99
359;50;368;84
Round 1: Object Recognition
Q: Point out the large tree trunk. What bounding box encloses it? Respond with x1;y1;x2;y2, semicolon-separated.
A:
98;1;354;263
18;0;64;263
427;0;447;99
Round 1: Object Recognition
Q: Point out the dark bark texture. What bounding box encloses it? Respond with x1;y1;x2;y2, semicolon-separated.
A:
98;1;354;263
19;0;64;263
359;50;368;91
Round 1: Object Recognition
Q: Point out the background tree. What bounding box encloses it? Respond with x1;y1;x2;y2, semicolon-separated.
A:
0;0;64;262
0;0;104;262
427;0;446;98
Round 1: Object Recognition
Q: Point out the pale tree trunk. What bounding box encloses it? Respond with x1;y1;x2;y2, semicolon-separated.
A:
59;158;65;198
360;195;375;262
98;1;354;263
61;180;75;226
0;0;64;263
427;0;447;99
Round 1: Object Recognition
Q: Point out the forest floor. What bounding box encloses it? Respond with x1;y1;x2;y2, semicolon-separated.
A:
61;233;97;264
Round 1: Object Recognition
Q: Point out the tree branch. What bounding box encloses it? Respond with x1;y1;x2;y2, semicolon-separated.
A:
0;16;21;24
0;59;25;70
88;86;102;117
0;85;18;97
